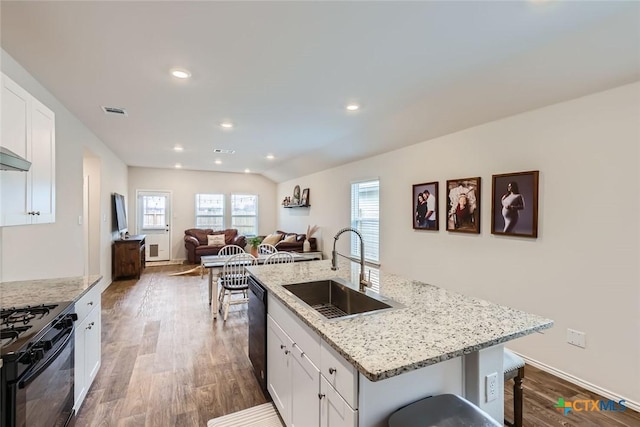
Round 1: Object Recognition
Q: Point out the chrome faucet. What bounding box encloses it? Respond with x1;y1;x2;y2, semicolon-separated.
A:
331;227;370;292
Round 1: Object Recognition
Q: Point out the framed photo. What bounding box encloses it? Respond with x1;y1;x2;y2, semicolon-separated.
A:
446;177;481;234
412;182;438;230
293;185;301;204
301;188;310;206
491;170;539;238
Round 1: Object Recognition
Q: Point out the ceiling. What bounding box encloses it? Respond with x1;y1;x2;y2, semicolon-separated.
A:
2;1;639;183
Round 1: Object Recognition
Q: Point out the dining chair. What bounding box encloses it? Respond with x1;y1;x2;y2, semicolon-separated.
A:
218;253;257;321
218;244;246;256
258;243;278;255
264;251;294;265
206;244;246;278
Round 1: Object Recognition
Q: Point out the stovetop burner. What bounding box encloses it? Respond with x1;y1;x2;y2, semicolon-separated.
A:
0;303;67;353
1;303;57;326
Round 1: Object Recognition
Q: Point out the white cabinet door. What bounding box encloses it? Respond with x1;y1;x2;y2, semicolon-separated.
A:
84;305;101;385
320;376;358;427
74;289;102;411
1;74;31;226
291;343;320;427
0;73;55;226
30;98;55;223
267;315;292;426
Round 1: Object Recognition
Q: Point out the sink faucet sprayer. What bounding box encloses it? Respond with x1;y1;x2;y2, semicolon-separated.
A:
331;227;370;292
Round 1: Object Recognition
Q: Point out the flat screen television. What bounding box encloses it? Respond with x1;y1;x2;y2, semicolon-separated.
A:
112;193;128;233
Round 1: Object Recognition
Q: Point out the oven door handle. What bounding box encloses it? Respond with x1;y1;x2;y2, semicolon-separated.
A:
17;325;74;389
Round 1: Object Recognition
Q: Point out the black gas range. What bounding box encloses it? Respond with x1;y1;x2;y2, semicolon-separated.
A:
1;302;77;427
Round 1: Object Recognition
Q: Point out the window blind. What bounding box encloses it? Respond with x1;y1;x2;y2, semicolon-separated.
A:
140;195;166;229
195;194;224;229
350;180;380;263
231;194;258;236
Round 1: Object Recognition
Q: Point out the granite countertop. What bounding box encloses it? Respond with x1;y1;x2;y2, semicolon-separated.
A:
247;260;553;382
0;275;103;307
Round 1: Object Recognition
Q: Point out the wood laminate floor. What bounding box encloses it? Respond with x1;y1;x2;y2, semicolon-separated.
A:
76;265;640;426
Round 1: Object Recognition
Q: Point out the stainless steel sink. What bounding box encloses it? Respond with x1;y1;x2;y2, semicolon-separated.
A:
282;278;401;320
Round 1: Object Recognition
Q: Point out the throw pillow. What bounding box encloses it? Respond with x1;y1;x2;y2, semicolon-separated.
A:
207;234;226;246
262;233;282;246
282;234;298;243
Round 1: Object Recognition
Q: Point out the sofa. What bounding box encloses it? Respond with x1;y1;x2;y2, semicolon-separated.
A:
184;228;247;264
262;230;317;253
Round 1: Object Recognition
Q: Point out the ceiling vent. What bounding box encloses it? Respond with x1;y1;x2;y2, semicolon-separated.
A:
101;106;128;116
213;149;236;154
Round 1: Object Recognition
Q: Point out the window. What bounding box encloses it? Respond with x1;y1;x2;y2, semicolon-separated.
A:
350;179;380;263
231;194;258;236
140;194;166;230
195;194;224;229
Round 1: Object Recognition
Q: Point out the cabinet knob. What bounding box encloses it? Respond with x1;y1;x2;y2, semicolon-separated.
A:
318;393;325;400
328;367;336;375
86;322;94;330
87;301;94;306
280;344;286;349
284;350;290;355
35;211;40;215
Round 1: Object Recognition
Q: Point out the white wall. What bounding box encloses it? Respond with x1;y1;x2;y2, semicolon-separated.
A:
1;50;128;288
128;167;278;261
278;82;640;406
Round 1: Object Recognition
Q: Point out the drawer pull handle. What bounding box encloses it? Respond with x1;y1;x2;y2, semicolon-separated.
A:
328;367;336;375
280;345;286;349
87;301;94;306
86;322;94;330
318;393;325;400
284;350;290;355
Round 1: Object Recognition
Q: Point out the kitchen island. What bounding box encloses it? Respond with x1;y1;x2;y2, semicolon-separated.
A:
247;259;552;426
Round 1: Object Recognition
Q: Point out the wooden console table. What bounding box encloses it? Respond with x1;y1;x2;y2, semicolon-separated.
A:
112;235;146;280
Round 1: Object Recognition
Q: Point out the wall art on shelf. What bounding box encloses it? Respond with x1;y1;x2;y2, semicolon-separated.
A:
446;177;481;234
293;185;301;205
491;170;539;238
301;188;310;206
412;182;438;230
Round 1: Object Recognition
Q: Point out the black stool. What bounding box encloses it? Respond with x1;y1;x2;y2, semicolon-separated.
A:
504;349;525;427
388;394;501;427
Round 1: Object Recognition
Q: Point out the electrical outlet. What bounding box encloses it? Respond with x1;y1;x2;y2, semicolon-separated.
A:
485;372;498;402
567;328;586;348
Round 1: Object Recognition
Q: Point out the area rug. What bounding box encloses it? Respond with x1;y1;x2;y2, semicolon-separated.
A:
207;402;283;427
167;265;203;276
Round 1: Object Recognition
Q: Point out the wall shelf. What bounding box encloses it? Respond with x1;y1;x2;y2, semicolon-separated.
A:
283;204;310;208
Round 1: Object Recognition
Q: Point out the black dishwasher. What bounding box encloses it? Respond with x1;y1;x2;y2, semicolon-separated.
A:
248;276;269;398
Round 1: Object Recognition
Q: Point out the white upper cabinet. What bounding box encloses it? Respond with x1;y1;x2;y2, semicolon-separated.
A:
1;73;56;226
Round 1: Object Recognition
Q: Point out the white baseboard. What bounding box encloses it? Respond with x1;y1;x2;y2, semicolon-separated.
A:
512;351;640;413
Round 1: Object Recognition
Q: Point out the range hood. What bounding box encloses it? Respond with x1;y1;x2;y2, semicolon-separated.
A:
0;146;31;172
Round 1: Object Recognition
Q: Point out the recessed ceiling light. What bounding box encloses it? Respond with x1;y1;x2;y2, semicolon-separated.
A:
244;168;251;173
170;68;191;79
346;104;360;111
175;163;182;169
173;145;184;152
220;122;234;129
266;154;275;160
214;159;222;165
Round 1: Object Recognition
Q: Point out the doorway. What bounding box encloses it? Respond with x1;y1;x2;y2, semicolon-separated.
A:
137;191;171;261
82;152;101;277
